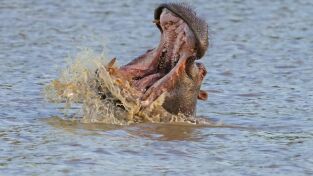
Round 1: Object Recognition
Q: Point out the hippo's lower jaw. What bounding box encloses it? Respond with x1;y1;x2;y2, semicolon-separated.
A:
117;4;208;116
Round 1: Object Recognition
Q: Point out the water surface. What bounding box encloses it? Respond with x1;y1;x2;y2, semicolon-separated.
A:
1;0;313;175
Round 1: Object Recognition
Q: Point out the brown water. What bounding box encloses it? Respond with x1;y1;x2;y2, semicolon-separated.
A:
1;0;313;175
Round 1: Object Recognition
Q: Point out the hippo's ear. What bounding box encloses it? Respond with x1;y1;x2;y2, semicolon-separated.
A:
198;90;208;100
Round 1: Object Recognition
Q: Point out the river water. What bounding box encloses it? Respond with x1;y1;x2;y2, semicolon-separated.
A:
1;0;313;175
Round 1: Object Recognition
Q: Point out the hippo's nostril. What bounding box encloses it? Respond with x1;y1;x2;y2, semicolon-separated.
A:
153;19;160;24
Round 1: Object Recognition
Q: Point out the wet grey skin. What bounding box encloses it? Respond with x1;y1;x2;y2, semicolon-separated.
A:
118;3;209;117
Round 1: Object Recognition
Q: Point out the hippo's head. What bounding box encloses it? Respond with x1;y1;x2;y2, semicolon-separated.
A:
118;3;209;117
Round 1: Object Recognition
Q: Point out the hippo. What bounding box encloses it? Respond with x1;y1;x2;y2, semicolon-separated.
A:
62;3;212;124
46;3;210;124
117;3;209;117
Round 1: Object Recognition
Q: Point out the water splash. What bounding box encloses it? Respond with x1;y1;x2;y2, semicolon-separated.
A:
45;49;214;125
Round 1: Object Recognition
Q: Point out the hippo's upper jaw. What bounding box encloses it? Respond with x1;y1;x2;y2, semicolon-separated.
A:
118;3;209;116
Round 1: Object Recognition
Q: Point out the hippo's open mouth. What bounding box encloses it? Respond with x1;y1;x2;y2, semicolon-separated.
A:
47;3;211;124
118;3;209;109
